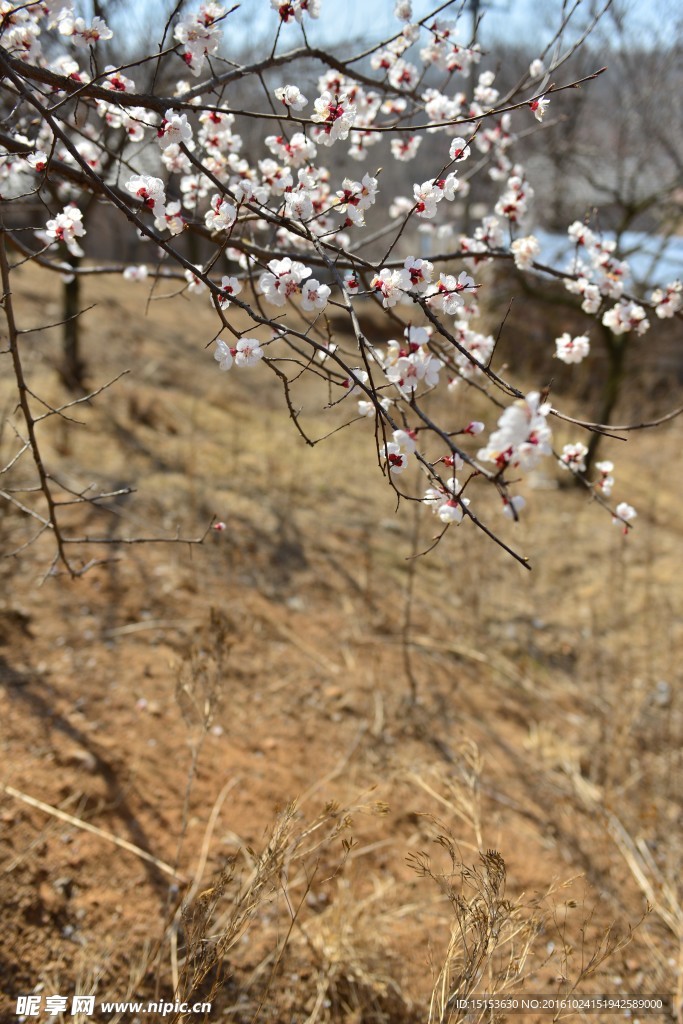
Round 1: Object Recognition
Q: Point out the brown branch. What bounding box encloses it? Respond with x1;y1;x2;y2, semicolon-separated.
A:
0;45;607;136
550;403;683;434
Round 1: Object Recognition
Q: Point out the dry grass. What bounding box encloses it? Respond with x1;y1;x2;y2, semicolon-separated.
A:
0;263;681;1022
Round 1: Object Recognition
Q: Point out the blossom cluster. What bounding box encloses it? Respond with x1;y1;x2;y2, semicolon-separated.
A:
174;2;226;77
561;221;654;336
258;258;330;311
44;205;86;257
555;333;590;365
214;337;264;370
478;392;553;473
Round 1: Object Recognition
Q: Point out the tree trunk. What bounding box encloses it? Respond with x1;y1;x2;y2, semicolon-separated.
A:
61;259;86;392
583;324;628;477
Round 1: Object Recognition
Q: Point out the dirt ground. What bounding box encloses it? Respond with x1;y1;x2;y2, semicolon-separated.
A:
0;263;681;1023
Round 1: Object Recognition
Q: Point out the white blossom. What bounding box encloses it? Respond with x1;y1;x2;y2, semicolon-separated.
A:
274;84;308;110
555;333;590;364
478;392;552;472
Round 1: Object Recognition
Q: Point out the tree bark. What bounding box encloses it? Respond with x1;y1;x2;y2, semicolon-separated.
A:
583;323;628;477
61;258;86;392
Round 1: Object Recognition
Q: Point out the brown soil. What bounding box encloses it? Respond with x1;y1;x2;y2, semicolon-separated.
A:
0;263;681;1023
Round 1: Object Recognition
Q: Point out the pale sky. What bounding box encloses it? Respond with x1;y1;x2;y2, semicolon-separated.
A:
106;0;682;65
231;0;682;52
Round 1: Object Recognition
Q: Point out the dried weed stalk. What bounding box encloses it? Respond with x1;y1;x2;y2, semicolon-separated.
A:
168;799;359;1022
408;831;530;1022
411;821;641;1024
